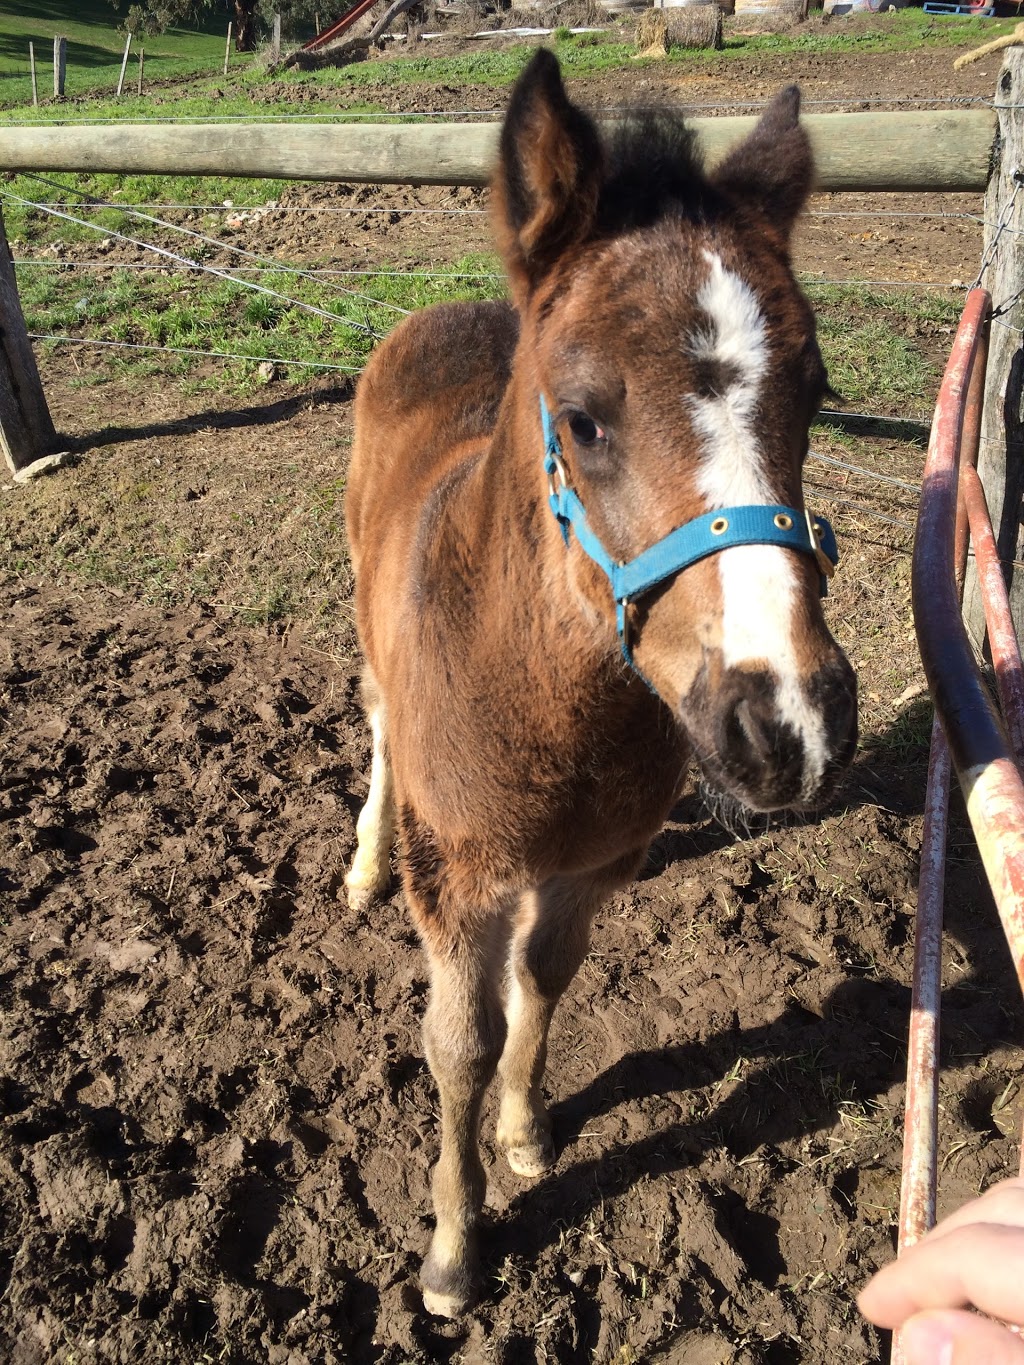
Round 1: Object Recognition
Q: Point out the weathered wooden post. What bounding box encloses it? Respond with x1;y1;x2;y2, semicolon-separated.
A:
28;42;37;107
271;13;282;61
137;48;144;97
53;35;66;98
116;33;132;96
0;210;64;479
963;50;1024;651
224;22;233;75
0;110;996;188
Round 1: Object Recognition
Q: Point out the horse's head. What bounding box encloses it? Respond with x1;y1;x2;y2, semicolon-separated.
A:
494;51;857;813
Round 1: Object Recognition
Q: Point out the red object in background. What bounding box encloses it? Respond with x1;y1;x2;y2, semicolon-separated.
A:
300;0;382;51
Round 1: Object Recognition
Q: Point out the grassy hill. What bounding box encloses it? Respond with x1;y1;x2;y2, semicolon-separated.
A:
0;0;251;105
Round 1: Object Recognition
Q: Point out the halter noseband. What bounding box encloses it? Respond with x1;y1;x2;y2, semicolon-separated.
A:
540;395;838;674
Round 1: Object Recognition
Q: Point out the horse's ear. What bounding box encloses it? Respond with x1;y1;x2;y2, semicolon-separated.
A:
493;49;604;300
710;86;814;239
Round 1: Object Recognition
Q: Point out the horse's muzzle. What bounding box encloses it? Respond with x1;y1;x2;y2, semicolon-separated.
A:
691;655;858;813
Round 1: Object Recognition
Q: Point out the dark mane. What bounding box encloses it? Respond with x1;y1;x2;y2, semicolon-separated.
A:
596;110;714;233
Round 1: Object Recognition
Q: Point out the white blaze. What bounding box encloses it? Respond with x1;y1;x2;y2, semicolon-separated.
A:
687;252;827;795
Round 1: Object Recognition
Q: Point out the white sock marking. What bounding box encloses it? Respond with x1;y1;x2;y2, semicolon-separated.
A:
346;706;395;900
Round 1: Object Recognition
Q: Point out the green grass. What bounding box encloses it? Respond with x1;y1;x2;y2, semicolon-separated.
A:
0;88;394;123
1;169;298;238
13;250;506;391
718;8;1018;55
0;0;255;106
810;283;962;416
11;243;958;413
0;148;959;410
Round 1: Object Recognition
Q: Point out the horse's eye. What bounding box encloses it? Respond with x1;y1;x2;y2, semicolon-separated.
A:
568;412;605;446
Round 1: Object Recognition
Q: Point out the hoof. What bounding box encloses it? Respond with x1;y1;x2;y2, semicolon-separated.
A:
344;868;389;911
504;1137;555;1179
420;1244;477;1315
344;881;377;913
421;1285;474;1319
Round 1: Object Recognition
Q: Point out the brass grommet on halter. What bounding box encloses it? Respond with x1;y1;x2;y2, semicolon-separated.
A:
710;517;729;535
773;512;794;531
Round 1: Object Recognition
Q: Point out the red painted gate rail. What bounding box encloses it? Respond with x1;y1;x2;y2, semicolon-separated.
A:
896;285;1024;1357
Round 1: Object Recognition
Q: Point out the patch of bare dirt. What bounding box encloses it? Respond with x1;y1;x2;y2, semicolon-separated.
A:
1;549;1020;1363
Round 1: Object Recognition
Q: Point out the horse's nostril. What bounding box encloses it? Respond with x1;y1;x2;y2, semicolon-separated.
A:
733;697;775;763
836;687;857;742
724;691;794;769
714;679;804;806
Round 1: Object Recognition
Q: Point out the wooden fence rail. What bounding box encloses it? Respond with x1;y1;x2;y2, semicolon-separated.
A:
0;108;997;191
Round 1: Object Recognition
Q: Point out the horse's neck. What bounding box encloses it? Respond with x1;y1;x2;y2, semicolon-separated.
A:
406;380;684;822
462;388;621;703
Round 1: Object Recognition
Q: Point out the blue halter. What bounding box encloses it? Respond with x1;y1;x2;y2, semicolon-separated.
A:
540;396;838;673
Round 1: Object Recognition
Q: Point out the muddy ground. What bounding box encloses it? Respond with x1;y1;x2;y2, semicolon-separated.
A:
2;26;1023;1365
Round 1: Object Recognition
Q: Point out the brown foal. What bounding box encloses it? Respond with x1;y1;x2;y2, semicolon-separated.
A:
344;51;857;1317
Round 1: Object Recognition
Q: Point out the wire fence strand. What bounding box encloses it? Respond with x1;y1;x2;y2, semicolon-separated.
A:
28;332;363;372
19;172;415;317
0;188;403;339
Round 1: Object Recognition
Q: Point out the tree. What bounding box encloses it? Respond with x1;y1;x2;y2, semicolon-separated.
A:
109;0;325;53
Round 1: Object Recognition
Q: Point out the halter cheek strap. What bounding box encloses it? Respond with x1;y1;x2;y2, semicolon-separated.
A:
540;396;839;673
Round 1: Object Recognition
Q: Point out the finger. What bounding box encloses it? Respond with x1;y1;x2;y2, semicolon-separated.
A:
858;1224;1024;1328
901;1310;1024;1365
922;1180;1024;1242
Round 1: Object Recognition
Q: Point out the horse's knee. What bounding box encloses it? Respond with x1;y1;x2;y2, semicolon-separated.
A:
423;995;506;1091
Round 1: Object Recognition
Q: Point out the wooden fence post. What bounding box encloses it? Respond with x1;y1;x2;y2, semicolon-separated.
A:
53;35;66;98
0;208;63;477
29;42;37;107
224;22;233;75
137;48;144;97
271;13;282;61
116;33;132;95
963;50;1024;650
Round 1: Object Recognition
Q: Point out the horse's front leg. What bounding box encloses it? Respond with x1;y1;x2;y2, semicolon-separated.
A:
417;897;511;1317
496;854;643;1177
345;679;395;910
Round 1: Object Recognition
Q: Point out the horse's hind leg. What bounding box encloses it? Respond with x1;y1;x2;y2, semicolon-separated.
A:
345;671;395;910
418;900;511;1317
497;855;641;1177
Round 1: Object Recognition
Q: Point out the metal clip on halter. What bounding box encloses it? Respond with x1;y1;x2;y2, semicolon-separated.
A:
806;509;837;582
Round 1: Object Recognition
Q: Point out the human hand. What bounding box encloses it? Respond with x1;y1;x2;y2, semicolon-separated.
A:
857;1175;1024;1364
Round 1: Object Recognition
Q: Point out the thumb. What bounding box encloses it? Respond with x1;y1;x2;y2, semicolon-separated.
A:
902;1311;1024;1365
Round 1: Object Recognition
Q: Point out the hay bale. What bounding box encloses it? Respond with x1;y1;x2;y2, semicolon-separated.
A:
665;4;723;49
634;9;669;54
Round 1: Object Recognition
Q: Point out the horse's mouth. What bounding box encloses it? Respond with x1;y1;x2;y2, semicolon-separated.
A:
693;740;854;834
